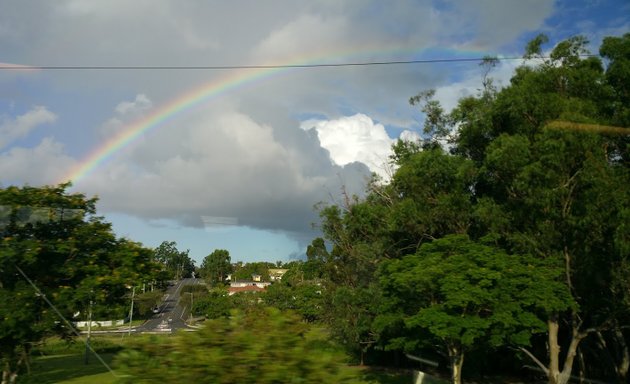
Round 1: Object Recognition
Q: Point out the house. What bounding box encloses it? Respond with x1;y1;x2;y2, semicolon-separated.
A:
228;285;267;296
227;273;271;295
268;268;289;282
229;280;271;289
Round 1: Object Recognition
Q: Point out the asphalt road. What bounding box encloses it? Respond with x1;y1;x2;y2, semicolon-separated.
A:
136;277;202;333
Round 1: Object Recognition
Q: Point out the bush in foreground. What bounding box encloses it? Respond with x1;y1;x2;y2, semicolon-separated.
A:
114;307;364;383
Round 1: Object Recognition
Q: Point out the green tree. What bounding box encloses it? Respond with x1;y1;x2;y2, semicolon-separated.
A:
232;261;275;281
194;287;231;319
313;191;392;365
389;147;476;252
325;285;380;366
381;235;571;384
0;184;156;382
153;241;195;280
306;33;629;382
115;308;364;383
450;34;630;384
264;281;324;323
179;284;209;318
200;249;232;285
599;33;630;166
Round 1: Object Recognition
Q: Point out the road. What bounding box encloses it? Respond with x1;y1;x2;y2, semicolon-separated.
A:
136;277;202;333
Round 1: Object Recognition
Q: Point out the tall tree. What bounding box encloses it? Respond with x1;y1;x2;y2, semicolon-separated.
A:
450;34;630;384
153;241;194;279
200;249;232;285
305;33;629;382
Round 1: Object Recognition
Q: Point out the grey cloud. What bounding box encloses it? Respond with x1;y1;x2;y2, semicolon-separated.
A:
0;0;560;243
0;1;557;135
80;106;370;235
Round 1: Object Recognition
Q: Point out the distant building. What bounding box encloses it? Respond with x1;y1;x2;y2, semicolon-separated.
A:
228;280;270;295
228;285;267;296
252;274;262;282
230;280;271;289
268;268;289;282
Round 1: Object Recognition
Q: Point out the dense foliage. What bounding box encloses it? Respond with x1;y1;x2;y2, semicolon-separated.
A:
199;249;232;285
115;308;364;383
0;184;159;383
308;33;630;384
152;241;195;280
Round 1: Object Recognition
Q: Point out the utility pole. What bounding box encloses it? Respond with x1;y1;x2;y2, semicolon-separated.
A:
128;286;135;336
189;292;193;323
84;299;93;365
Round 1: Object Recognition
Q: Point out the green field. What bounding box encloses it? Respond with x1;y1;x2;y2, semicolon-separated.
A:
18;353;118;384
16;336;133;384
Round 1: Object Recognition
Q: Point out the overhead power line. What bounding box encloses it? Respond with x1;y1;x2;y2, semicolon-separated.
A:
0;55;598;71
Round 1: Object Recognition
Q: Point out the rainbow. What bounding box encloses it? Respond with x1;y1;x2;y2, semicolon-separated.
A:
59;66;288;184
59;44;493;185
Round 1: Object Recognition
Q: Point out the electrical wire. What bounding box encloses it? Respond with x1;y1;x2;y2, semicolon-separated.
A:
0;54;599;71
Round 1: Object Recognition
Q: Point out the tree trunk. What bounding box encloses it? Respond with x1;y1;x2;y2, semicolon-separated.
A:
557;333;582;384
548;318;561;384
1;365;17;384
578;347;585;384
547;317;584;384
614;326;629;383
447;344;464;384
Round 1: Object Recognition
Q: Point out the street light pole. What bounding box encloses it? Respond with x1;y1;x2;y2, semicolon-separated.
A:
128;286;135;336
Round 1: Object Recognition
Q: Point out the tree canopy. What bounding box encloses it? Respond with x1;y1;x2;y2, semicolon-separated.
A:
310;33;630;384
0;184;158;382
153;240;195;280
200;249;232;285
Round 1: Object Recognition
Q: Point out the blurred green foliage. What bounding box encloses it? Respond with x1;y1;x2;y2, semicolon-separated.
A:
115;308;365;383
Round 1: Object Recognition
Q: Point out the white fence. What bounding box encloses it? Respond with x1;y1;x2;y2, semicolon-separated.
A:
74;319;125;327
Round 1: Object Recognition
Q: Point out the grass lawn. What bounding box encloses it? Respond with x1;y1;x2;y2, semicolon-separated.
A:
17;353;118;384
16;335;141;384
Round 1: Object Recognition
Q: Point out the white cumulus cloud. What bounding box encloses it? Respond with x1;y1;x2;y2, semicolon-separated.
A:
101;94;153;137
114;93;152;115
0;106;57;149
301;113;394;180
0;137;75;185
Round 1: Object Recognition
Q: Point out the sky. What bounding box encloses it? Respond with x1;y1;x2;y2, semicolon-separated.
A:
0;0;628;265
